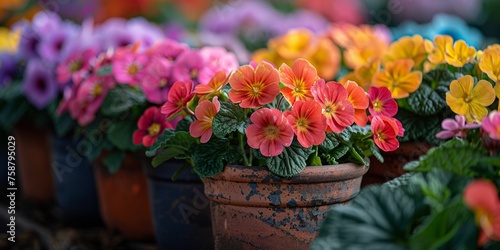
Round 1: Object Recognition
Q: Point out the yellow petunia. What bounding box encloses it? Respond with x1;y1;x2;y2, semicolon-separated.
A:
479;44;500;81
446;75;495;123
0;27;20;53
383;35;426;68
372;59;422;99
444;40;476;67
426;35;454;66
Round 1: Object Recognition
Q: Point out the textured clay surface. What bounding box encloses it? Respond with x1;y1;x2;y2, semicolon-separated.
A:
204;163;369;249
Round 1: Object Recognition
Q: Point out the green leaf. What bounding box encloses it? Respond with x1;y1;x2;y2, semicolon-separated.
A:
320;132;340;150
107;120;142;151
103;151;125;174
150;131;198;166
308;154;322;166
330;144;350;160
370;145;384;163
396;109;446;144
175;116;195;132
212;102;249;137
0;81;23;101
407;84;447;116
192;137;240;177
145;129;176;157
52;112;76;137
409;199;473;250
0;99;28;130
152;147;184;167
266;141;313;177
101;86;145;117
312;185;423;250
403;138;487;176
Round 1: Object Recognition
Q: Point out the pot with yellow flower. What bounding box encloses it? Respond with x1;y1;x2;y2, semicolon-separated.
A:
338;31;500;186
147;58;404;248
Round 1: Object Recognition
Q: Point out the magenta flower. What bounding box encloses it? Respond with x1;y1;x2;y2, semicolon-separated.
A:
160;80;195;119
198;46;239;84
22;59;58;110
68;75;114;126
436;115;480;139
57;48;96;85
368;86;398;117
148;39;188;61
133;106;172;147
482;111;500;140
172;50;204;84
142;57;174;104
112;49;149;86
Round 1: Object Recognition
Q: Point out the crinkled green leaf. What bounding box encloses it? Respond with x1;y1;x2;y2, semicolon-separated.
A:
312;185;422;250
407;84;447;116
145;129;176;157
396;109;445;144
320;132;340;150
101;86;146;117
150;131;198;166
266;141;313;177
103;150;125;174
212;102;249;137
330;144;350;161
403;138;487;176
370;144;384;164
175;116;195;132
152;147;184;167
193;137;240;177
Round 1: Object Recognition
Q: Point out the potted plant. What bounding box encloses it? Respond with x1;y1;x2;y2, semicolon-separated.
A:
312;110;500;249
147;57;404;248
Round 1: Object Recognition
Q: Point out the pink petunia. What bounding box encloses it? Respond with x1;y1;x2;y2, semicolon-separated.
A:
436;115;480;139
160;80;195;119
133;106;173;147
246;108;294;157
189;97;221;143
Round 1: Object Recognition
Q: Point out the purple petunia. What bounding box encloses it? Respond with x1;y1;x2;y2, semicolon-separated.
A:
22;59;58;109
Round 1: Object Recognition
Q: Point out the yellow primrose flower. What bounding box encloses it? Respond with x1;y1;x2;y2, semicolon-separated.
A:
305;38;341;80
479;44;500;81
372;59;422;99
383;35;426;68
495;82;500;111
268;28;317;60
0;27;20;53
426;35;453;66
446;75;495;123
444;40;477;67
340;59;380;91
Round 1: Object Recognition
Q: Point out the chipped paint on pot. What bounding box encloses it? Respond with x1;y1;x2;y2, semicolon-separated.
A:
203;162;369;249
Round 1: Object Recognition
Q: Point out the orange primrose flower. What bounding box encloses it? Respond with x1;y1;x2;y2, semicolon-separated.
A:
229;61;280;108
194;70;229;101
479;44;500;82
446;75;495;123
189;97;221;143
279;58;318;105
426;35;454;66
372;59;422;99
463;180;500;246
341;80;369;126
311;80;354;133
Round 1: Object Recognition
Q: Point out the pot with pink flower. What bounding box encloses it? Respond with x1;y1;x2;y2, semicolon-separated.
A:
147;58;404;248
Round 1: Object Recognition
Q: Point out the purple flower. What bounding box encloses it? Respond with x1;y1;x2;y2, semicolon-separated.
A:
172;50;204;84
22;59;58;109
0;53;18;87
37;23;78;63
436;115;480;139
14;21;40;59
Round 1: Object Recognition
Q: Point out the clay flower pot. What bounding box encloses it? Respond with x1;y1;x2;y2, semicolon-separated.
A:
203;163;369;249
12;124;55;203
362;142;432;187
94;152;155;241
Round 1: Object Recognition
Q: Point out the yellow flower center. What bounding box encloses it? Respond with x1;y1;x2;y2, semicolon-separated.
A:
373;99;383;112
128;64;139;75
296;118;309;132
476;208;494;238
159;79;168;87
148;123;161;136
190;69;198;79
93;83;103;97
69;60;82;72
264;126;279;139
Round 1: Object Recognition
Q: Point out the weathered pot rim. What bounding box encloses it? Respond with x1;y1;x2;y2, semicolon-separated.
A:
205;162;369;184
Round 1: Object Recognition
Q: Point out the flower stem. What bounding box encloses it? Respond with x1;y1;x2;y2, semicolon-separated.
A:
183;106;195;116
276;95;284;111
239;132;251;166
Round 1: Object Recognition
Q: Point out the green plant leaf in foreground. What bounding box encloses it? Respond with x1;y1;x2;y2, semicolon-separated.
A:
151;131;198;167
212;102;249;137
192;137;240;178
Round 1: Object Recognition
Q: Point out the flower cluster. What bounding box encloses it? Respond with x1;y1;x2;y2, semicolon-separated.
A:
146;58;403;178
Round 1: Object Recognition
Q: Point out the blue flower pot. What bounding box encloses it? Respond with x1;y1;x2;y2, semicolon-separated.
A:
145;161;213;249
49;134;101;225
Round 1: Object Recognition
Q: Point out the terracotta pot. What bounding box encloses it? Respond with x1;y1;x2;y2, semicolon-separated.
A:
362;142;432;187
94;152;154;241
203;163;369;249
49;134;101;225
12;124;55;203
145;160;213;249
